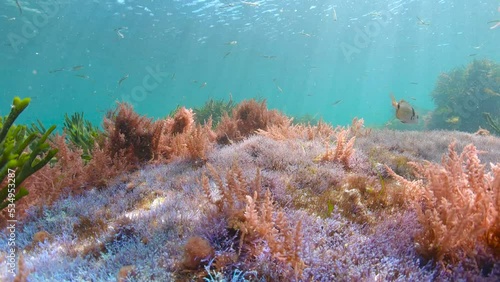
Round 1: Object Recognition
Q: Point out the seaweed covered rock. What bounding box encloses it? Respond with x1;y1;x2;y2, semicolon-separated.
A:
427;59;500;134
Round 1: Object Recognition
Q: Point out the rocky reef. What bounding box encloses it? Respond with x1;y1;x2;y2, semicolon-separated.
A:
1;98;499;281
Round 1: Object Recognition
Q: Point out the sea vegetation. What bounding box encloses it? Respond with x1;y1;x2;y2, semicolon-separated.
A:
193;97;236;127
0;97;57;211
62;112;102;161
215;99;289;145
291;113;319;125
387;143;500;263
484;112;500;135
1;97;500;281
427;59;500;134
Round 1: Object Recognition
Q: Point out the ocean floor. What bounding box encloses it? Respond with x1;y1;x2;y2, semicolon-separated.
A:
1;129;500;281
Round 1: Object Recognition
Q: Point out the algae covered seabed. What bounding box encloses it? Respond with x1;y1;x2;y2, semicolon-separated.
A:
1;128;500;281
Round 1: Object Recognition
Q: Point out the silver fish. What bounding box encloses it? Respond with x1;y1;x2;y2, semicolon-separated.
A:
391;94;418;124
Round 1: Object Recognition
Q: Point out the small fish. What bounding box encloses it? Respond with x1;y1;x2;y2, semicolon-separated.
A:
490;22;500;29
417;16;430;26
469;53;478;57
1;15;16;21
273;79;283;93
223;51;231;58
410;82;418;85
390;94;419;124
118;74;129;86
332;7;337;21
298;30;312;37
446;116;460;124
75;74;90;79
114;27;128;39
49;68;66;73
410;97;417;100
369;12;383;18
261;55;276;59
225;41;237;45
484;88;500;97
71;65;84;71
200;82;207;88
331;99;342;106
241;1;260;7
171;73;176;80
487;20;500;24
15;0;22;15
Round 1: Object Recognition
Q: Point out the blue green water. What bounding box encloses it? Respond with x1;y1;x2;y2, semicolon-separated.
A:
1;0;499;129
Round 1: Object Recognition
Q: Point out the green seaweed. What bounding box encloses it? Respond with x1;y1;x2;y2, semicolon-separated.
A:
63;112;102;160
27;119;47;137
0;97;58;211
327;201;334;216
293;114;319;125
428;59;500;132
193;98;235;127
483;112;500;135
167;105;182;118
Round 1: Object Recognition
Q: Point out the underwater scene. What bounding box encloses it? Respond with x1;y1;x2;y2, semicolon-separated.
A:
1;0;500;281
